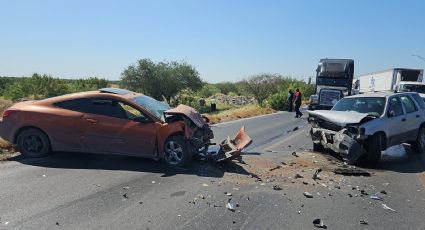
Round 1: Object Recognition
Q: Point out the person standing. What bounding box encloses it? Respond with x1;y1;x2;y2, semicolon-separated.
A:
210;96;217;112
287;89;294;112
294;88;303;118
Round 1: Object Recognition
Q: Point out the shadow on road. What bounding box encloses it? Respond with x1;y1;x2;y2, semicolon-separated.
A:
7;151;255;178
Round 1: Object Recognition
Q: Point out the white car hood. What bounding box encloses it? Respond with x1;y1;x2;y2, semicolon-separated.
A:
308;110;370;126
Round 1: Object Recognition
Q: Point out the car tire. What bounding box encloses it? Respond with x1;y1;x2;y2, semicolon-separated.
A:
411;127;425;154
363;134;382;166
16;128;51;158
313;142;323;152
164;135;193;167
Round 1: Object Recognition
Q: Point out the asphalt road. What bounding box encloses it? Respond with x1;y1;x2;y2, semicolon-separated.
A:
1;110;425;230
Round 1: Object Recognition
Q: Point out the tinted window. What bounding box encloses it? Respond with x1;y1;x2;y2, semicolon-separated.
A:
54;98;92;113
411;94;425;110
388;97;403;116
400;95;417;113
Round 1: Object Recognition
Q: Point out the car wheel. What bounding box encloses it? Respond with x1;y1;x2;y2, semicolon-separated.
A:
17;128;51;158
411;127;425;154
313;142;323;152
363;134;382;166
164;135;193;167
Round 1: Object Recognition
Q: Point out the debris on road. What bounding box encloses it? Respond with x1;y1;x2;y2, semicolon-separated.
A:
292;127;299;131
225;192;232;196
312;168;322;180
202;183;209;187
197;194;205;199
381;204;396;212
123;193;128;199
303;192;314;198
359;220;369;225
152;181;156;184
292;152;299;157
313;219;327;229
269;165;282;171
226;199;236;212
333;167;371;176
295;173;304;179
273;185;282;191
380;190;387;195
370;195;383;201
122;187;130;190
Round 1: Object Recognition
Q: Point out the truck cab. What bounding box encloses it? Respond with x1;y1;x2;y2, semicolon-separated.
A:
309;59;354;110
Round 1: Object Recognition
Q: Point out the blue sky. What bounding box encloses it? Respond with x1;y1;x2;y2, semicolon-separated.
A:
1;0;424;83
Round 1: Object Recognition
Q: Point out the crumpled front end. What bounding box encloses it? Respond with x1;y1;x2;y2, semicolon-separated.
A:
308;112;370;163
310;127;366;163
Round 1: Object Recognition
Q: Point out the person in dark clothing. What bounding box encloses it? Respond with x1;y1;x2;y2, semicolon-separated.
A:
294;88;303;118
287;90;294;112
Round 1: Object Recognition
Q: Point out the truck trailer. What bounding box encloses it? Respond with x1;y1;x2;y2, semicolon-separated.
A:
358;68;424;95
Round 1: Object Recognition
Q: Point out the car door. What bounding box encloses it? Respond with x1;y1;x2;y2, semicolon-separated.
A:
80;98;160;156
386;96;409;146
399;95;421;142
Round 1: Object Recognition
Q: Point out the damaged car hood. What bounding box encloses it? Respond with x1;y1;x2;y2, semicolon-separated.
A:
165;104;207;128
308;110;371;126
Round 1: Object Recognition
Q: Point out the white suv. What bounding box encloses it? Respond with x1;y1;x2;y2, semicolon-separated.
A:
308;91;425;165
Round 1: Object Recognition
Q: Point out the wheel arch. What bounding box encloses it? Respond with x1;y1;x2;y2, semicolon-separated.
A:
13;126;52;147
373;131;387;151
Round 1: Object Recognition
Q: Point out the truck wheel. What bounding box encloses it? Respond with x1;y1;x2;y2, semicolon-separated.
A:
364;134;382;167
313;143;323;152
16;128;51;158
411;127;425;154
164;135;193;167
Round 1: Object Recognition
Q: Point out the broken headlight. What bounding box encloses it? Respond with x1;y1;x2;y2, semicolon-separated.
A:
347;126;365;136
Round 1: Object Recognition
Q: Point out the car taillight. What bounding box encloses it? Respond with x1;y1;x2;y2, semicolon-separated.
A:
2;110;19;119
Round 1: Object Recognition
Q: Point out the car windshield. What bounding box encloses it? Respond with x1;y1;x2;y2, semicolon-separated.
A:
400;84;425;94
332;97;386;117
132;95;170;121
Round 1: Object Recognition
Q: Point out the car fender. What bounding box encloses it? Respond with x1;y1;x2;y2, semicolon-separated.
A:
156;121;189;158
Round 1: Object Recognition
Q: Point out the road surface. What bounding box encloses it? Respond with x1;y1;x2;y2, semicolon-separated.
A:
1;111;425;229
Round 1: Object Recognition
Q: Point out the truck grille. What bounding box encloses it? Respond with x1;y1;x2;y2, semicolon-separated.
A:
317;118;343;132
319;90;341;106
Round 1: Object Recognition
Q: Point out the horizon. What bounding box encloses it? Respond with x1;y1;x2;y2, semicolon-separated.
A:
1;0;425;83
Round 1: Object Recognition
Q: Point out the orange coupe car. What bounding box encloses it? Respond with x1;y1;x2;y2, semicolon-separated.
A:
0;88;214;166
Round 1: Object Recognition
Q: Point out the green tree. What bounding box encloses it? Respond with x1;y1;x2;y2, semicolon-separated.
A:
242;74;283;105
120;59;203;101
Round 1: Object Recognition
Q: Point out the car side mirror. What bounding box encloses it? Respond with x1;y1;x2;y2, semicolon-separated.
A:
388;110;395;118
132;116;151;123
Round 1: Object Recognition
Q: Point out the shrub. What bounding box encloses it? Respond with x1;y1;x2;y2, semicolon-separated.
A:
267;91;289;111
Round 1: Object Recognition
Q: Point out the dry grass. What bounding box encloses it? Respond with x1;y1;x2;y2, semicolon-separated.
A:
205;104;275;124
0;98;13;116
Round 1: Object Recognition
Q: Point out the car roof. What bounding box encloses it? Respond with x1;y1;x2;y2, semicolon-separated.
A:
346;91;419;99
36;88;142;104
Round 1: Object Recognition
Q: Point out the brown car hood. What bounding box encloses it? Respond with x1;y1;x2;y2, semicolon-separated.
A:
165;104;207;128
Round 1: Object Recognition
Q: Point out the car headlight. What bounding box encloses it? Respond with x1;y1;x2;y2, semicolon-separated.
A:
310;95;319;105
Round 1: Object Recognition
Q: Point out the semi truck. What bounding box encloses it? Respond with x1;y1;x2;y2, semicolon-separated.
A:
308;59;354;110
358;68;424;96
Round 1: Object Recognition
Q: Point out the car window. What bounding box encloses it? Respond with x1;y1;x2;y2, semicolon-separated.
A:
388;97;403;117
54;98;92;113
400;95;417;113
117;102;150;121
411;94;425;110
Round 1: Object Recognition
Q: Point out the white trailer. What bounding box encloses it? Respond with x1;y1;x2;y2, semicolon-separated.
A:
359;68;424;93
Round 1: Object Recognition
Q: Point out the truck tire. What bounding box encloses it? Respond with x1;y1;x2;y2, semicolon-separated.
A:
313;142;324;152
411;127;425;154
16;128;51;158
363;134;382;166
163;135;193;167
